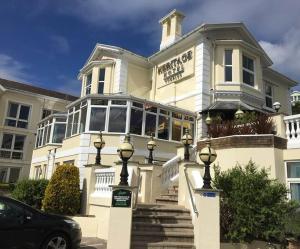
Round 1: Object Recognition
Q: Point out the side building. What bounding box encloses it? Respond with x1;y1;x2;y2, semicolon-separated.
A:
0;78;77;183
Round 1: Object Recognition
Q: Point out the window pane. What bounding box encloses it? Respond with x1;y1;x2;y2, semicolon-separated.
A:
7;103;18;118
98;83;104;94
42;109;52;119
266;97;272;108
158;115;169;140
87;74;92;85
133;102;143;108
89;107;106;131
0;151;11;159
14;135;25;150
225;50;232;65
19;105;30;120
52;124;66;143
265;85;272;96
80;107;87;133
145;113;156;136
2;134;13;149
12;152;22;160
108;107;127;133
172;119;181;141
91;99;108;105
290;183;300;201
5;119;16;127
72;112;79;135
17;121;28;129
287;162;300;178
43;127;48;145
130;108;143;135
145;104;157;113
225;67;232;82
243;55;254;71
9;168;20;183
55;117;67;122
99;68;105;81
111;100;127;105
0;168;8;182
66;114;73;137
243;71;254;86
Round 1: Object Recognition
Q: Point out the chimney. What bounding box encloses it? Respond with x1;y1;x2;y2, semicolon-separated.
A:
159;9;185;50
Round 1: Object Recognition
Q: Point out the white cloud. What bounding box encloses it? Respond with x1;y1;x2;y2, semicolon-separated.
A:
259;27;300;84
50;35;70;54
0;54;30;82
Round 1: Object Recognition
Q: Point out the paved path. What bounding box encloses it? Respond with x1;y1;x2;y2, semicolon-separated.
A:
80;237;107;249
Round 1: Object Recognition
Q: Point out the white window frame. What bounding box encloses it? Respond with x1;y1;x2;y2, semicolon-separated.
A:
242;54;255;87
0;133;26;160
5;101;31;129
224;49;233;82
285;161;300;201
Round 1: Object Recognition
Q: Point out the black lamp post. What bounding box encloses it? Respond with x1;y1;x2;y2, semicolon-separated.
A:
94;131;105;165
117;134;134;186
199;139;217;189
147;133;156;164
235;107;244;119
181;129;193;161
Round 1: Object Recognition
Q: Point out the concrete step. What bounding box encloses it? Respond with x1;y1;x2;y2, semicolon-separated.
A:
132;231;194;243
155;197;178;205
135;205;190;216
131;241;195;249
167;186;178;195
132;222;193;233
133;214;192;224
159;194;178;200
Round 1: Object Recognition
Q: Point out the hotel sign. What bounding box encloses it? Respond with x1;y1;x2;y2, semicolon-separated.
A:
112;189;132;208
157;48;194;85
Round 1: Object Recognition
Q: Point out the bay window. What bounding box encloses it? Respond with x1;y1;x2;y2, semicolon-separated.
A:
0;133;25;160
130;104;143;135
108;107;127;133
242;55;255;86
90;108;106;131
5;102;30;129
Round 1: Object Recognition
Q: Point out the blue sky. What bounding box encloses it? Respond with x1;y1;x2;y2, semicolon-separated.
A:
0;0;300;95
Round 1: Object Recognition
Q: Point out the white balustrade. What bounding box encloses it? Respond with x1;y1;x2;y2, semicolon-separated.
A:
284;114;300;148
91;168;115;197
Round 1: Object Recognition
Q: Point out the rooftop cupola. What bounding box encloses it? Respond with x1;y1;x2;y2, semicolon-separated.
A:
159;9;185;50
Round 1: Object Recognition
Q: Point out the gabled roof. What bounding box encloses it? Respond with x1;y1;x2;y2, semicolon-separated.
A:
263;68;297;87
0;78;78;101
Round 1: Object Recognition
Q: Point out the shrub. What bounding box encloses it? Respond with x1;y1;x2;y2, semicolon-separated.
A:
213;161;297;243
285;207;300;241
11;179;49;209
42;165;80;215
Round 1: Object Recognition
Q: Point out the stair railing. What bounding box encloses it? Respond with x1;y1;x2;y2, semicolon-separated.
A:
184;168;199;216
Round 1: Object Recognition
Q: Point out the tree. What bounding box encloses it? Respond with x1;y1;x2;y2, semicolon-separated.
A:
213;161;297;243
42;165;80;215
11;179;48;209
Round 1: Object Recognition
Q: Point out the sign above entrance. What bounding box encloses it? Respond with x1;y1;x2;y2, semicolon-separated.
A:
157;48;195;85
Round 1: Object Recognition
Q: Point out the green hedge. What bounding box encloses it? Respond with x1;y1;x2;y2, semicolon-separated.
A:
42;165;80;215
213;161;297;243
11;179;49;209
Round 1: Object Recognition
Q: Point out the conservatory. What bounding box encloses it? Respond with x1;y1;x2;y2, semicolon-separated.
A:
35;94;196;148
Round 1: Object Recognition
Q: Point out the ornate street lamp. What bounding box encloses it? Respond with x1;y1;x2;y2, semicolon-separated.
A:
147;133;156;164
94;131;105;165
181;129;193;161
117;134;134;186
205;112;212;137
235;107;244;119
199;139;217;189
273;102;281;113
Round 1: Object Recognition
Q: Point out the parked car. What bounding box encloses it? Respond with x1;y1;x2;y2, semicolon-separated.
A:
0;196;82;249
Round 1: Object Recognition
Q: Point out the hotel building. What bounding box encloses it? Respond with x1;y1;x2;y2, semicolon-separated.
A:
29;10;300;201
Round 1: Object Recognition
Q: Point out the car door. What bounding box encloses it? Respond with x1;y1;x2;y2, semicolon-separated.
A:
0;199;25;249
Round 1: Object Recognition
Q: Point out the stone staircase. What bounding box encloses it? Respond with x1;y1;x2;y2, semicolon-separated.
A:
131;186;195;249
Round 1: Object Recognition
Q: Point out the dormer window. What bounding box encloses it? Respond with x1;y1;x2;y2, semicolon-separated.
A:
85;73;92;95
98;68;105;94
225;50;233;82
242;55;254;86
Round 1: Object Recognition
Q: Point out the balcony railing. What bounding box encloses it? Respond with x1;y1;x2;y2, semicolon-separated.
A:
91;168;115;197
284;114;300;148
